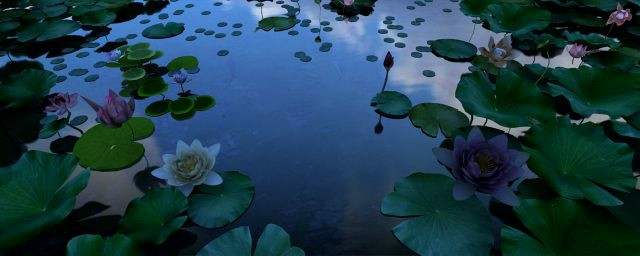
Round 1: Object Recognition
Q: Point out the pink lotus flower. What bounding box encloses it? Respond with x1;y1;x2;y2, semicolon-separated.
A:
45;92;78;116
568;43;589;58
479;36;515;67
383;51;394;71
82;89;135;128
344;0;354;6
607;3;632;26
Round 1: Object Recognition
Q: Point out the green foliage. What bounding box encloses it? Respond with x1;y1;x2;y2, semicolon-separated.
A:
409;103;469;137
370;91;412;117
196;224;305;256
66;234;141;256
430;39;477;61
0;69;56;108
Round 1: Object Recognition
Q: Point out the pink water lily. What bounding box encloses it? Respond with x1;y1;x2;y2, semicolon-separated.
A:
607;3;632;26
82;89;135;128
45;92;78;116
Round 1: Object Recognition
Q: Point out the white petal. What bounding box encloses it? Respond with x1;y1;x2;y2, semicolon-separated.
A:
203;172;223;186
178;184;195;196
162;154;175;165
151;167;170;180
176;140;189;154
192;139;204;150
208;143;221;158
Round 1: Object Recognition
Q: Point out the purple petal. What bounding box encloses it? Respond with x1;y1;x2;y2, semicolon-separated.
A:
508;150;529;166
467;127;485;146
432;148;457;169
492;187;519;206
488;134;508;150
453;180;476;200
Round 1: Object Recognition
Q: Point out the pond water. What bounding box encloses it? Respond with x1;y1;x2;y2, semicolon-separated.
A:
1;0;609;255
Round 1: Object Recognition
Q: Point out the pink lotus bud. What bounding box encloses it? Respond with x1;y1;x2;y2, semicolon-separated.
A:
568;43;588;58
45;92;78;116
82;89;135;128
383;51;394;71
344;0;354;6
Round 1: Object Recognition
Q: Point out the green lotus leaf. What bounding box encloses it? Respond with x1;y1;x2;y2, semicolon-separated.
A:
196;224;305;256
66;234;141;256
521;117;636;206
167;56;199;72
77;10;117;26
624;111;640;130
381;173;493;255
169;97;195;115
455;69;555;127
124;117;155;140
128;42;150;51
370;91;412;117
137;77;168;97
194;95;216;111
145;99;171;117
142;22;185;39
0;69;57;109
0;106;45;167
484;3;551;35
430;39;477;61
119;187;188;245
549;66;640;117
16;20;81;42
0;21;20;33
607;189;640;231
188;171;255;229
459;0;491;16
127;49;156;61
108;51;164;68
409;103;469;138
577;0;621;11
171;109;196;121
582;51;639;70
562;31;621;49
502;198;640;255
69;115;88;126
609;120;640;139
0;151;90;250
72;122;145;172
38;117;68;139
122;68;146;81
258;16;297;31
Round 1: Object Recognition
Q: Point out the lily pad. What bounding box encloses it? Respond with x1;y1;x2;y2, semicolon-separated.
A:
430;39;477;61
188;171;255;229
196;225;305;256
145;100;171;117
194;95;216;111
124;117;155;141
17;20;81;42
167;56;199;72
548;66;640;117
39;118;68;139
484;3;551;35
381;173;493;255
66;234;140;256
0;151;90;251
456;69;555;127
409;103;469;137
119;188;188;245
258;16;297;31
69;69;89;76
127;49;156;61
521;117;636;206
137;77;168;97
370;91;412;117
122;68;146;81
502;198;640;255
0;69;56;108
562;31;620;49
73;123;145;172
142;22;185;39
169;97;195;115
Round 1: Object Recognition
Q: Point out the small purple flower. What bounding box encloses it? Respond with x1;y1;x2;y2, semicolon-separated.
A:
173;72;188;85
106;50;122;62
45;92;78;116
432;128;528;206
82;89;135;128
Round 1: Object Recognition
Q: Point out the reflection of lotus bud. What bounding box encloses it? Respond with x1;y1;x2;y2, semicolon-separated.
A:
106;50;122;62
315;36;322;43
82;89;135;128
568;43;588;59
383;51;394;71
173;72;188;85
374;121;384;134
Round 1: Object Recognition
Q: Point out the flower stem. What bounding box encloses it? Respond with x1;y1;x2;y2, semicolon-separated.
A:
606;23;615;37
532;55;536;64
380;70;389;92
67;124;84;135
469;115;474;126
468;23;476;42
143;154;150;169
579;118;585;125
483;118;488;126
534;51;550;86
260;6;263;19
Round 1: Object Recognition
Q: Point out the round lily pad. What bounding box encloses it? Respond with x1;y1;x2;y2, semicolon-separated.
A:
231;31;242;36
142;22;185;39
217;22;228;27
53;64;67;71
69;69;88;76
169;97;195;115
128;49;156;60
371;91;412;117
84;74;99;82
73;123;145;171
122;68;146;81
378;29;388;34
93;61;106;68
409;103;468;137
204;30;215;35
395;42;406;48
145;100;171;117
137;78;168;97
188;171;255;229
430;39;477;61
202;11;211;15
194;95;216;111
232;23;243;28
217;50;229;56
411;52;423;58
422;70;435;77
366;55;378;62
384;38;395;43
195;28;205;33
159;13;169;19
50;58;64;64
215;33;226;38
185;36;197;41
287;30;298;36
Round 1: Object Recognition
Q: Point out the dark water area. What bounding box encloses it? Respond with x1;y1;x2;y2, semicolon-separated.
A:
3;0;559;255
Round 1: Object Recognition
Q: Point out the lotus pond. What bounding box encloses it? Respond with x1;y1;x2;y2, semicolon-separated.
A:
2;0;640;255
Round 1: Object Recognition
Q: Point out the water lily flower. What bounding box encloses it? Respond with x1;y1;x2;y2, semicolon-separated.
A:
152;140;223;196
82;89;135;128
173;72;188;85
479;35;515;67
383;51;394;71
45;92;78;116
568;43;589;59
607;3;632;26
344;0;354;6
432;128;528;206
106;50;122;62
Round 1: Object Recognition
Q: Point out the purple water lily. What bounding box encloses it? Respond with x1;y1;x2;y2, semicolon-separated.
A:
432;128;528;206
82;89;135;128
45;92;78;116
106;50;122;62
173;72;188;85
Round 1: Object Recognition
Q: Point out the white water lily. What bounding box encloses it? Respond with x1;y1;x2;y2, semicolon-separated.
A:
152;140;223;196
